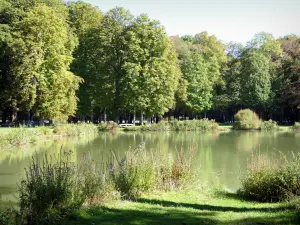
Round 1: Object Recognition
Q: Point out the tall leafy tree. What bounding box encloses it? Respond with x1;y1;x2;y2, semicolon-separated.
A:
278;35;300;108
120;14;181;119
240;51;271;110
1;1;81;121
172;36;212;115
213;42;244;111
68;1;104;119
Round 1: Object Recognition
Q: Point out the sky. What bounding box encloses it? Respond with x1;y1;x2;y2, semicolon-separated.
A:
83;0;300;44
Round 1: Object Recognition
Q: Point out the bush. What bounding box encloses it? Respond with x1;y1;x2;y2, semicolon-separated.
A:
234;109;260;130
238;152;300;202
0;205;20;225
261;120;279;131
109;144;156;199
19;151;87;225
293;122;300;132
10;143;198;223
98;121;119;132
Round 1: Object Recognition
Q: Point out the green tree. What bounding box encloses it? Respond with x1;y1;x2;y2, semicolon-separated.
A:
278;35;300;108
212;42;244;110
2;1;81;121
68;1;104;119
172;36;212;115
240;51;271;110
120;14;181;119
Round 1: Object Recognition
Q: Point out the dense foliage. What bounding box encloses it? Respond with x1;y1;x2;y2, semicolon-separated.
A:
261;120;279;131
239;153;300;202
234;109;260;130
1;1;300;124
2;144;196;224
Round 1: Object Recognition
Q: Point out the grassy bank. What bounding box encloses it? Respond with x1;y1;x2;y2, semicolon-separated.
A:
123;119;219;132
0;123;98;149
62;190;298;225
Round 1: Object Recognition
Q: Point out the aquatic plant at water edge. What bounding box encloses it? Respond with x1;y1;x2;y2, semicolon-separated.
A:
0;128;39;148
53;123;98;136
18;150;88;225
261;120;279;131
238;152;300;202
139;119;218;132
108;143;197;199
0;205;20;225
234;109;260;130
98;121;119;132
292;122;300;132
108;143;156;199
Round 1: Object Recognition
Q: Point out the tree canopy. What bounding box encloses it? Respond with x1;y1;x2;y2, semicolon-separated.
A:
1;1;300;123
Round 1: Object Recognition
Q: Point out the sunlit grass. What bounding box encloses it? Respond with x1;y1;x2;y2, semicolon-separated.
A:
62;190;298;225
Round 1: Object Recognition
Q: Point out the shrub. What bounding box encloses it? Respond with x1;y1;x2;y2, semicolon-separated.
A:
292;122;300;132
109;144;156;199
19;151;86;225
0;205;20;225
238;152;300;202
98;121;119;132
261;120;279;131
234;109;260;130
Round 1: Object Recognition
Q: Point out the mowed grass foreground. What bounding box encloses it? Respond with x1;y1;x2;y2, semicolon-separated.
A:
62;190;299;225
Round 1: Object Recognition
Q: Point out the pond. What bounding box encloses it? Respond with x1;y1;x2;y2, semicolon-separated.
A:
1;131;300;202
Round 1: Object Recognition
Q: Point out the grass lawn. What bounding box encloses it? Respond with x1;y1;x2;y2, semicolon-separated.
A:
62;190;299;225
0;128;11;134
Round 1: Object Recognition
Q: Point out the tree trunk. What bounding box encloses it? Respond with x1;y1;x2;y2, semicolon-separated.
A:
133;110;136;126
141;111;144;126
12;108;17;123
104;110;107;122
40;116;44;126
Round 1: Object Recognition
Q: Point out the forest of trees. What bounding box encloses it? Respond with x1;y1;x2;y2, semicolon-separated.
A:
1;0;300;124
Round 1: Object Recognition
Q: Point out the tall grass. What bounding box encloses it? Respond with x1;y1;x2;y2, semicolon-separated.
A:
125;119;219;132
292;122;300;132
0;128;39;148
108;143;197;199
2;143;198;224
238;151;300;202
0;123;98;149
98;121;119;132
53;123;98;136
261;120;279;131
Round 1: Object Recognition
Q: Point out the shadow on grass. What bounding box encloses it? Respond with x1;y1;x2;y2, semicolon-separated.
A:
61;193;299;225
62;204;300;225
62;206;218;225
135;198;289;213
